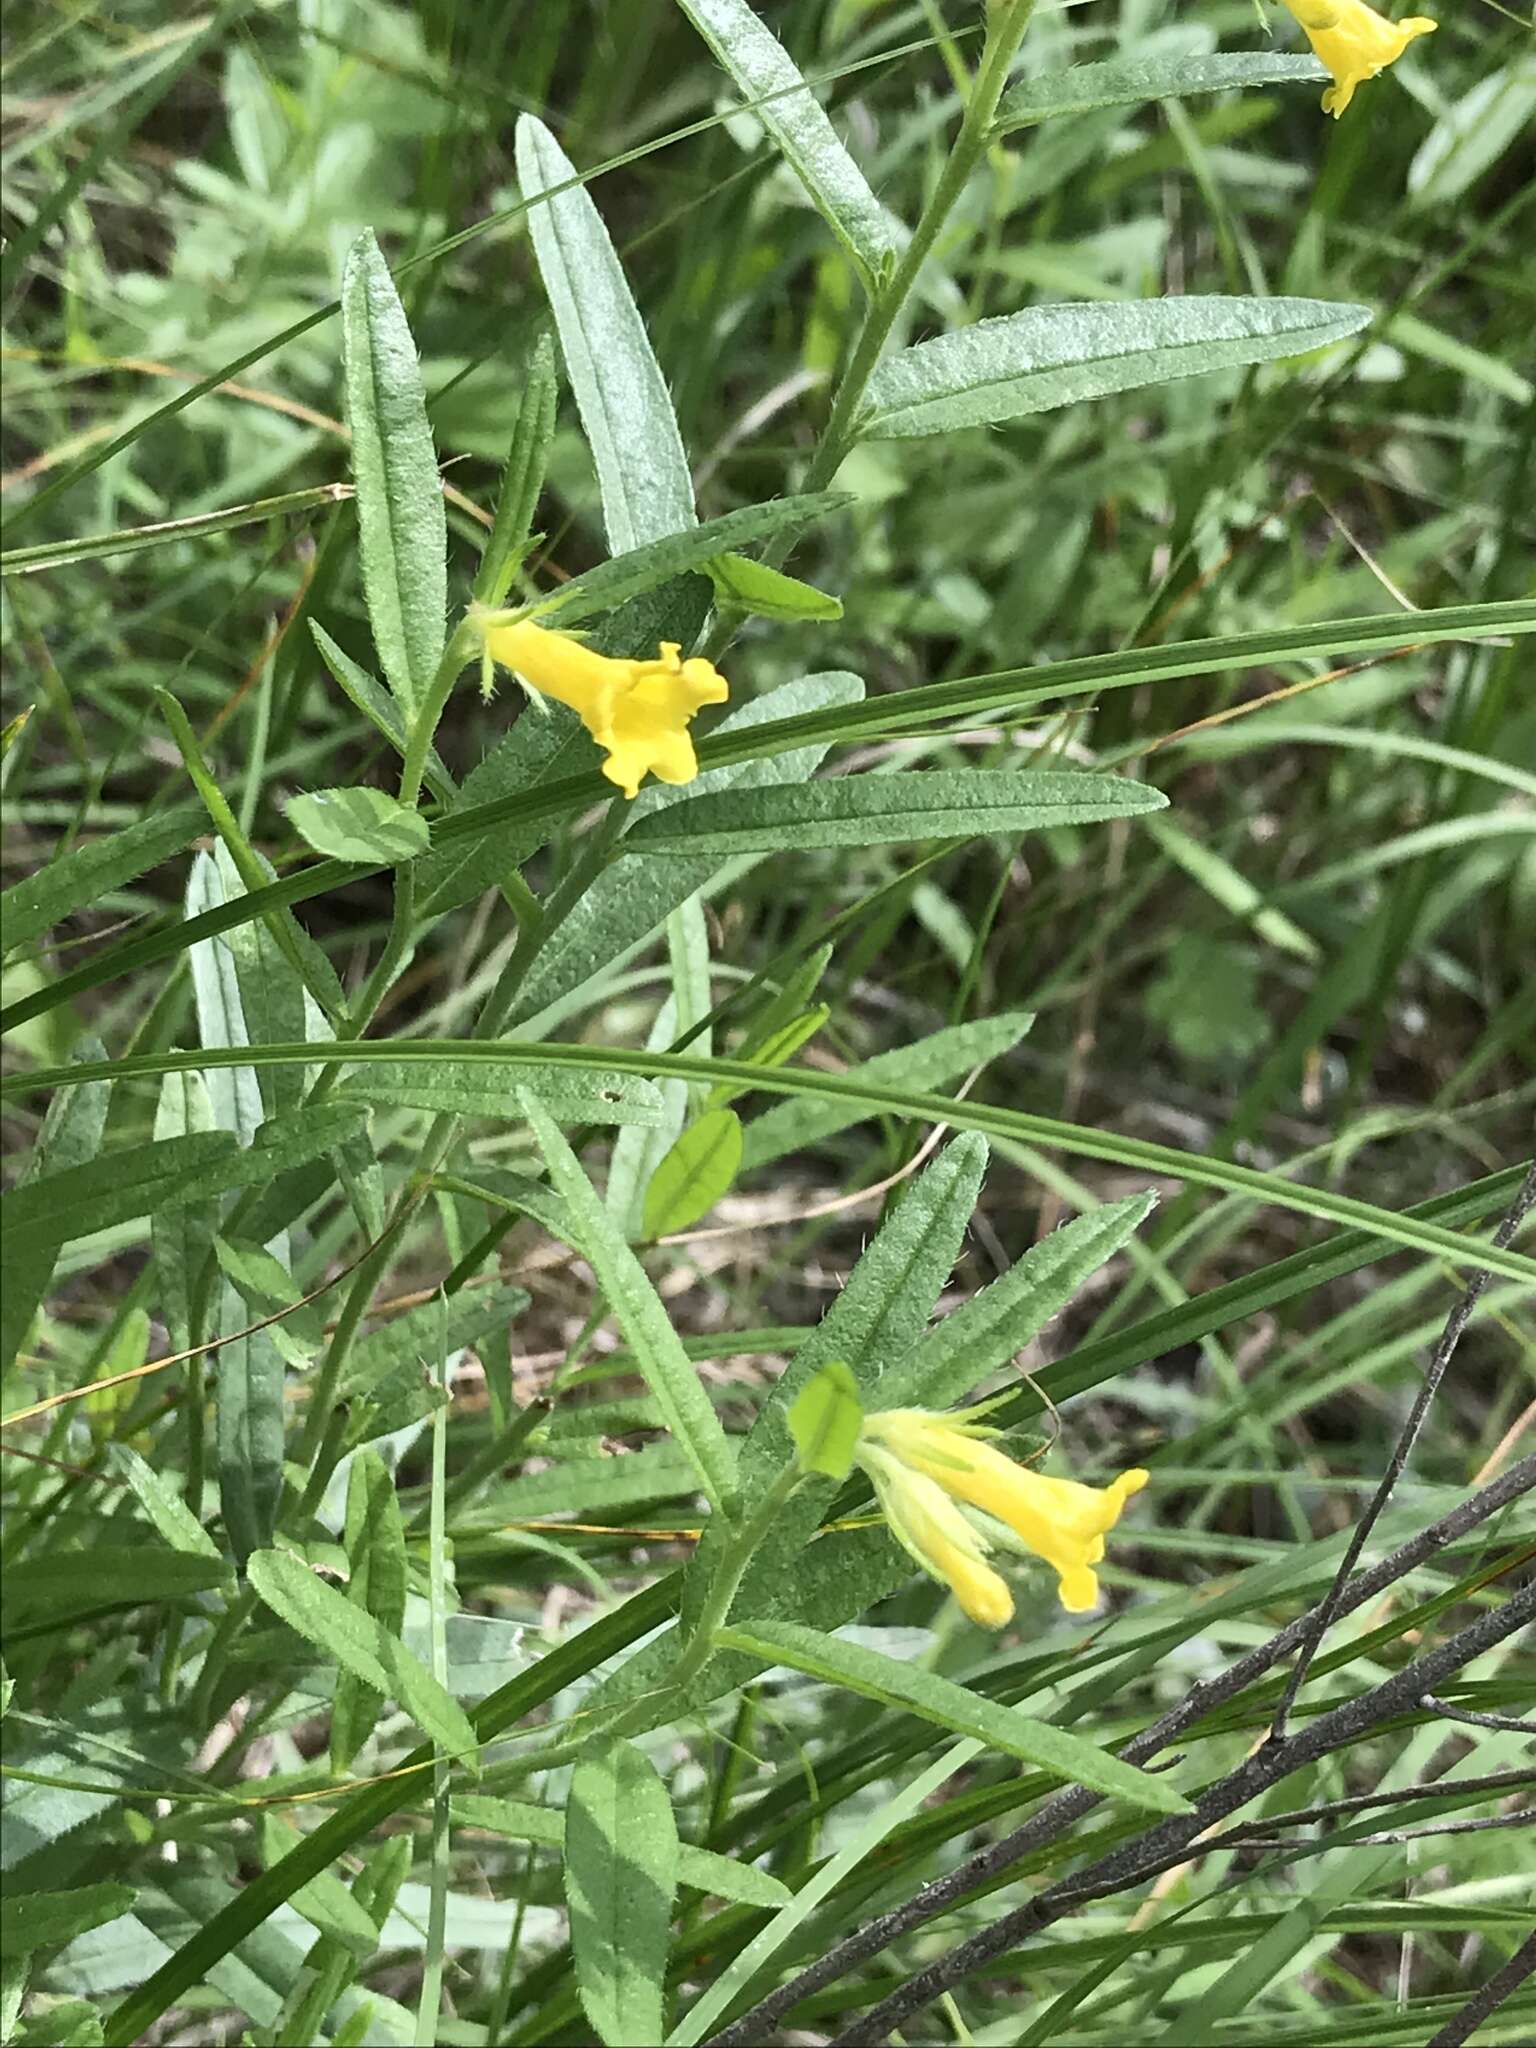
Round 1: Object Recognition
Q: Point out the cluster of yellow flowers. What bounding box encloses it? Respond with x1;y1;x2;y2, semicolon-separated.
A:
1278;0;1435;119
855;1407;1148;1627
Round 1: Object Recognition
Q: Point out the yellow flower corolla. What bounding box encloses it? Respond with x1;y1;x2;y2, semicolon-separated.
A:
1279;0;1436;118
858;1407;1148;1620
480;616;729;799
859;1443;1017;1630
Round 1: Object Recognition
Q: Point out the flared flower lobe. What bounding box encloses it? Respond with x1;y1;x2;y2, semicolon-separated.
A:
481;616;728;798
1280;0;1435;118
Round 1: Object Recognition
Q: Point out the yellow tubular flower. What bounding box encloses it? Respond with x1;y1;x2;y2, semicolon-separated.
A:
859;1444;1016;1629
1279;0;1436;118
481;616;729;799
860;1409;1148;1615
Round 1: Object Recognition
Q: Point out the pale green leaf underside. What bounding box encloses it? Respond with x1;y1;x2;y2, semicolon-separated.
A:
515;115;696;553
996;50;1328;129
286;786;430;865
340;229;446;721
862;296;1372;437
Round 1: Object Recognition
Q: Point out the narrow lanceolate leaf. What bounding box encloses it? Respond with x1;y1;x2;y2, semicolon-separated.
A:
675;0;899;282
520;1090;739;1514
515;115;696;552
336;1280;531;1406
707;1006;827;1108
1407;54;1536;211
565;1742;680;2048
886;1192;1159;1411
341;228;446;722
287;786;430;865
861;296;1372;438
995;51;1328;129
1;1133;238;1257
717;1619;1191;1815
246;1548;479;1771
218;1305;284;1566
6;1548;231;1620
626;770;1167;855
641;1108;743;1237
109;1445;222;1559
0;1882;137;1956
337;1062;666;1127
215;1236;324;1363
310;624;455;802
0;806;202;956
0;1112;368;1268
475;331;559;607
331;1451;409;1774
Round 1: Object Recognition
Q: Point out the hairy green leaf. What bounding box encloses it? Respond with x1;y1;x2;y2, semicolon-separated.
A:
996;50;1328;128
521;1090;739;1515
0;809;202;957
340;229;446;720
676;0;898;280
565;1742;679;2047
626;769;1167;855
286;787;430;865
246;1549;479;1770
515;116;696;552
718;1618;1190;1812
862;296;1372;438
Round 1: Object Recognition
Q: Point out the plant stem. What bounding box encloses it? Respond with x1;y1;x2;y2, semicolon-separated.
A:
601;1463;803;1745
703;0;1036;667
413;1322;453;2048
817;6;1032;486
293;1198;418;1470
403;792;629;1187
400;619;478;809
340;866;417;1043
155;685;343;1026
